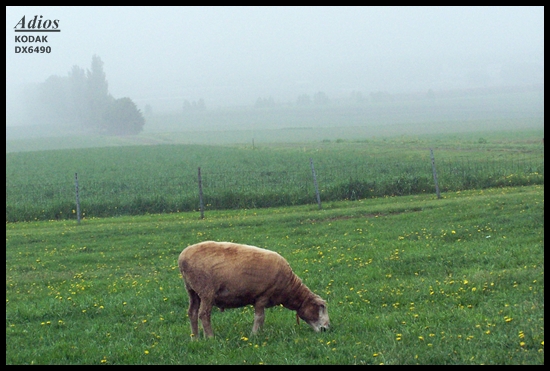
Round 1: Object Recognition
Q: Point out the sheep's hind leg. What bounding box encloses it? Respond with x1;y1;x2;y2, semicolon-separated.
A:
198;298;215;338
186;288;200;339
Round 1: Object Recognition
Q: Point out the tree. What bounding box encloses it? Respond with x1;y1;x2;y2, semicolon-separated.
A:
102;97;145;135
370;91;393;103
144;104;153;117
183;98;206;112
25;74;71;126
86;55;113;130
351;91;367;104
296;94;311;106
197;98;206;111
313;91;330;106
21;54;145;135
68;65;89;128
254;96;275;108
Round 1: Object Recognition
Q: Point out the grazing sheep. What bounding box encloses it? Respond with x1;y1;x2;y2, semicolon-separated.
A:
178;241;330;338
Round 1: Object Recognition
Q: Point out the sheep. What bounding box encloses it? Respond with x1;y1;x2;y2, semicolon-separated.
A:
178;241;330;338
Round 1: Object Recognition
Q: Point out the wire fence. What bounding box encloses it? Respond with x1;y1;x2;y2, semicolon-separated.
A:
6;152;544;222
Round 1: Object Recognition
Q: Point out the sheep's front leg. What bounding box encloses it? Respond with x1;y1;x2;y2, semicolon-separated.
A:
252;304;265;334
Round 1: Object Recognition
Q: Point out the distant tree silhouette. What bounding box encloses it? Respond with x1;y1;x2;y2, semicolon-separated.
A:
102;97;145;135
370;91;393;103
296;94;311;106
68;65;89;128
313;91;330;106
351;90;367;104
183;98;207;112
254;96;275;108
86;55;113;131
144;104;153;116
22;55;145;135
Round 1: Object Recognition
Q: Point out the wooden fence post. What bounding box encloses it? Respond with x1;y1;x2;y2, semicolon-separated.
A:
198;167;204;219
74;172;81;224
430;149;441;199
310;158;322;209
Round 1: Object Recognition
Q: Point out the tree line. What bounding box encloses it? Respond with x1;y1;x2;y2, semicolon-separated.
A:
23;55;144;135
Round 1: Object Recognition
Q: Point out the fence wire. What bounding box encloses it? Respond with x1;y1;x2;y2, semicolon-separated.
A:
6;153;544;222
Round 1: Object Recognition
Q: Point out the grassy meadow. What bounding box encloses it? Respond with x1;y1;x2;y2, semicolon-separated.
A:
5;123;545;222
5;114;545;364
5;185;544;364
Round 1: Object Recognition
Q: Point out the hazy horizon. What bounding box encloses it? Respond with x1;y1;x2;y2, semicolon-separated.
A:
6;6;544;126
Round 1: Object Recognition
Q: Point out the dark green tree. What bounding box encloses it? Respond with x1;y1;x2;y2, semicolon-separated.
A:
102;97;145;135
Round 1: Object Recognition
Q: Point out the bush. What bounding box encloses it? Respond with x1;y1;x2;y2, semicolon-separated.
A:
102;97;145;135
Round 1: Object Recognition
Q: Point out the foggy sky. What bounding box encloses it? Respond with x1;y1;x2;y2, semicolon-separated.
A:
6;6;544;121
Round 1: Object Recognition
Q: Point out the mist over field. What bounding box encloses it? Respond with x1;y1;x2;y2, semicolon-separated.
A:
6;6;544;144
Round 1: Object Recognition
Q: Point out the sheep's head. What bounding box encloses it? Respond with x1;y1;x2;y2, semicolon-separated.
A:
297;296;330;332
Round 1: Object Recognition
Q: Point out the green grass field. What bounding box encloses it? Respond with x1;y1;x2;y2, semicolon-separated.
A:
5;124;544;222
6;185;544;364
5;120;544;364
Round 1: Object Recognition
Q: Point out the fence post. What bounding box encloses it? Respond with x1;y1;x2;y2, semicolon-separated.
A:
198;167;204;219
430;149;441;199
74;172;81;224
310;158;322;209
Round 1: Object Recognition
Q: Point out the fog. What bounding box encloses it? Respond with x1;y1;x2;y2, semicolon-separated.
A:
6;6;544;128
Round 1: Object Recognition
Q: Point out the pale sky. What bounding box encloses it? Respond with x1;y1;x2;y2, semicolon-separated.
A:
6;6;544;118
